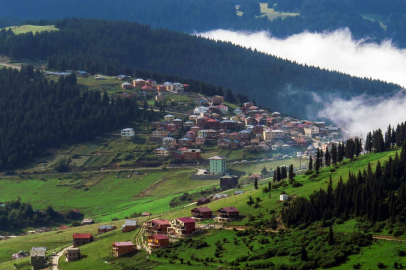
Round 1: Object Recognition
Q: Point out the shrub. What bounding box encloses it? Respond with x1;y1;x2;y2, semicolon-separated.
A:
304;170;314;175
377;262;385;269
398;250;406;256
352;263;361;269
292;181;303;187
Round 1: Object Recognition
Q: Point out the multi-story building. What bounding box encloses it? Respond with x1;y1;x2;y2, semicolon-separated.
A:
150;128;169;140
121;128;135;140
73;234;93;247
112;242;136;257
209;156;226;174
147;234;170;250
144;219;171;235
31;247;46;270
154;147;169;158
168;217;196;236
64;248;81;262
162;137;177;150
184;149;201;161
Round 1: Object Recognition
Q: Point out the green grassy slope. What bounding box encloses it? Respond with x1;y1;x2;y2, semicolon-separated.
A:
3;25;58;35
0;149;401;269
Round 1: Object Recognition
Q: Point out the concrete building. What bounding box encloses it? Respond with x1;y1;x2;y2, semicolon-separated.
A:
112;241;136;257
122;220;137;233
209;156;226;174
64;248;81;262
121;128;135;140
31;247;47;269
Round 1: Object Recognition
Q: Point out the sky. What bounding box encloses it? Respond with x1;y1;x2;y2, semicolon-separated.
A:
198;29;406;136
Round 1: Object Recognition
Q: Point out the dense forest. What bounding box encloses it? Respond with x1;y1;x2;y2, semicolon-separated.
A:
0;200;82;231
282;123;406;232
0;19;399;116
0;66;154;169
2;0;406;47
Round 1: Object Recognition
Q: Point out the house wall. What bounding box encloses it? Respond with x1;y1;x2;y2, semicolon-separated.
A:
209;159;226;174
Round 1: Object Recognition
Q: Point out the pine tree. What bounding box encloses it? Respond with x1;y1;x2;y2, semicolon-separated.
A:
365;132;373;153
325;148;331;167
276;167;281;182
315;151;320;174
308;156;313;170
289;164;295;181
300;246;308;261
254;178;258;189
328;226;334;245
247;196;254;207
331;144;337;167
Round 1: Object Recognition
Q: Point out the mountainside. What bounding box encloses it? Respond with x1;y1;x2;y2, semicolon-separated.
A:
0;19;400;117
0;66;154;169
1;0;406;47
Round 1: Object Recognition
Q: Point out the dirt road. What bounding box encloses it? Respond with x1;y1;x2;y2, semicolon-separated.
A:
50;245;73;270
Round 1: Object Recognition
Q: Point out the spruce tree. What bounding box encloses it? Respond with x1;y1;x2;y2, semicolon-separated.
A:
331;144;337;167
328;226;334;245
325;148;331;167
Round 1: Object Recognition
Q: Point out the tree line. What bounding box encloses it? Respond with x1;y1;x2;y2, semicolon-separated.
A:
0;18;399;116
0;66;155;169
0;200;82;230
282;128;406;229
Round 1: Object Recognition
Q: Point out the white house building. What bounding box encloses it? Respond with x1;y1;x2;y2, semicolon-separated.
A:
194;106;209;115
280;194;289;201
121;128;135;140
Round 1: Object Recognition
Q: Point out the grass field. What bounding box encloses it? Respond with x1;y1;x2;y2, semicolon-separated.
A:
0;168;219;223
361;14;388;30
0;219;136;269
259;3;300;21
3;25;58;35
0;149;403;269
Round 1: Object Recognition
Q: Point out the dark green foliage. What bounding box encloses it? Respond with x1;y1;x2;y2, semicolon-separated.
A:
282;130;406;228
0;19;399;116
0;200;81;230
0;67;151;169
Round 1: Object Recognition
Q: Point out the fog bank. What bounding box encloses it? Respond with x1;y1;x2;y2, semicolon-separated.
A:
199;29;406;135
199;29;406;87
317;91;406;137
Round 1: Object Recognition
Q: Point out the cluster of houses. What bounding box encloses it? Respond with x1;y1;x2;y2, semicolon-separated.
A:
138;98;343;162
143;206;240;252
119;77;189;94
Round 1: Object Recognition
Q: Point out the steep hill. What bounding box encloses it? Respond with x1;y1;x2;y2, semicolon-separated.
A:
1;0;406;47
0;19;400;117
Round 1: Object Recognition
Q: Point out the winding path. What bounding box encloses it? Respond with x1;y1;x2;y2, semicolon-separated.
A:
50;245;73;270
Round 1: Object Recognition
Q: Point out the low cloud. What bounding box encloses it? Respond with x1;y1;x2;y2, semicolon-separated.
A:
199;29;406;87
199;29;406;135
318;91;406;137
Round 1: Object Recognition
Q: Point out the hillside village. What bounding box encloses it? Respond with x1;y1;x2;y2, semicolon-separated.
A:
115;75;345;166
0;72;351;269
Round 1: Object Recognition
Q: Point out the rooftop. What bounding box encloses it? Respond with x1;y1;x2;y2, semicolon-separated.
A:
73;233;92;239
152;234;169;240
193;207;212;213
220;207;239;213
113;241;134;247
177;217;196;224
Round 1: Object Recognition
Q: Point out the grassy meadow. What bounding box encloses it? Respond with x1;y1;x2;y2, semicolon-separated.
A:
3;25;58;35
259;3;300;21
